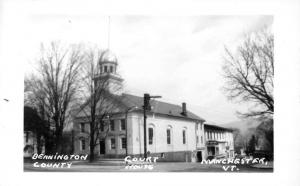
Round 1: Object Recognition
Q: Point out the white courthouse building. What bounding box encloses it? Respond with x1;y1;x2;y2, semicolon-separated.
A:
73;50;233;162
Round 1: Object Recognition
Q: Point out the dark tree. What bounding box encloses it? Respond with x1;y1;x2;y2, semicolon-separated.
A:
24;106;46;154
25;42;83;153
247;135;257;155
256;118;273;153
223;30;274;117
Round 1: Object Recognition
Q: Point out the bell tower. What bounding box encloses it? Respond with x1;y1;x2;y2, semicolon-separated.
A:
94;49;124;95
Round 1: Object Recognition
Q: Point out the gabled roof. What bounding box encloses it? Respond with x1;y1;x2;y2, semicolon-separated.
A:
119;93;205;122
75;93;205;122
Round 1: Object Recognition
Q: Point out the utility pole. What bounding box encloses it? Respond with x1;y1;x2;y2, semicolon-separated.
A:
143;93;161;158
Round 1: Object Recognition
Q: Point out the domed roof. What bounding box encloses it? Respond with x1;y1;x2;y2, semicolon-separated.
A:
99;49;118;64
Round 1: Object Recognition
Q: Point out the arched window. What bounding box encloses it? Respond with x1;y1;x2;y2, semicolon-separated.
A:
148;124;155;145
166;126;172;145
149;128;153;145
183;127;187;144
183;130;186;144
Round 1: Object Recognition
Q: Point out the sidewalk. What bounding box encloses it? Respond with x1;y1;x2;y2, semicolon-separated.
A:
71;158;125;166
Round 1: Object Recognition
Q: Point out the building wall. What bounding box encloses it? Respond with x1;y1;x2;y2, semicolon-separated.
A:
225;131;235;157
24;131;45;157
203;128;235;159
74;112;205;162
195;122;206;162
74;121;91;155
102;118;127;156
128;113;205;162
24;131;36;157
74;114;127;157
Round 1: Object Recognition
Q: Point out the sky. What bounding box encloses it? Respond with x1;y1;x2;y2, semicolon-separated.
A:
23;15;272;124
1;2;273;124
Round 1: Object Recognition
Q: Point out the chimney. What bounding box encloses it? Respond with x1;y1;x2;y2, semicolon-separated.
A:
182;102;187;116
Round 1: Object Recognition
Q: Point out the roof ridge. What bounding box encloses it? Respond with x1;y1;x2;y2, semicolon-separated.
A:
121;93;205;122
122;93;182;108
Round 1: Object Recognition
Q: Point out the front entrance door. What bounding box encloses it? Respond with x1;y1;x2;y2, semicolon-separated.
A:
207;146;215;156
196;151;202;162
100;140;105;154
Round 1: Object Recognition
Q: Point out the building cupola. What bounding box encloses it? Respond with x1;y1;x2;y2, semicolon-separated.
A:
99;49;118;74
94;49;124;95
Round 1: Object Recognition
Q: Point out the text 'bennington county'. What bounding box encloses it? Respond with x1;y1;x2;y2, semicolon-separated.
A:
31;153;88;168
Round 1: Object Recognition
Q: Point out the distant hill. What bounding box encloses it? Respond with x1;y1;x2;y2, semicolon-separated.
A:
220;118;273;155
220;119;261;135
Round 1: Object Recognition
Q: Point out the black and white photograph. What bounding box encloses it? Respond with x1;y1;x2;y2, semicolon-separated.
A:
1;0;300;185
21;15;274;172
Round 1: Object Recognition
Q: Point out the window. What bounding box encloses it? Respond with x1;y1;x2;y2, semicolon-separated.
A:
200;123;202;130
81;138;86;150
201;136;203;144
121;137;126;149
100;123;104;132
183;130;186;144
167;129;171;144
111;138;116;149
80;123;85;133
121;119;126;130
110;120;115;131
196;136;199;143
104;66;108;72
110;66;113;73
149;128;153;145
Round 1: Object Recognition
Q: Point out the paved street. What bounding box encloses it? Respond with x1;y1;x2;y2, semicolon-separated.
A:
24;160;273;172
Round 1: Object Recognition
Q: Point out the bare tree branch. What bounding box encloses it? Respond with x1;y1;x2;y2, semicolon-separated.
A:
222;30;274;118
25;41;83;153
